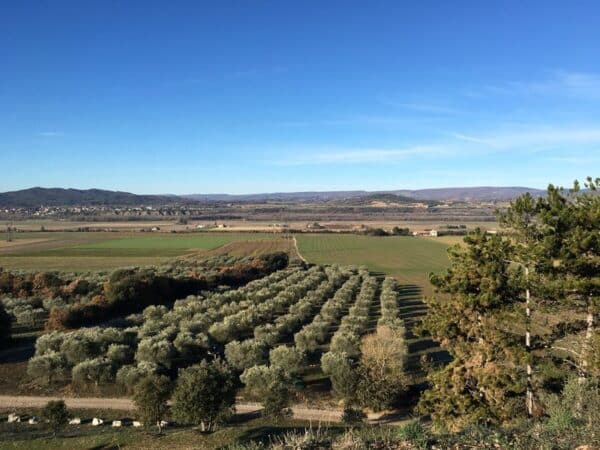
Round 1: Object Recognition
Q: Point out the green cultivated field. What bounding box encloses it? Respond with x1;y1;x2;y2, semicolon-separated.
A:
0;232;272;271
0;231;455;292
297;234;452;292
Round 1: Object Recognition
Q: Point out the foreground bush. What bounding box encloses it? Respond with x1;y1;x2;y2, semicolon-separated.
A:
41;400;70;436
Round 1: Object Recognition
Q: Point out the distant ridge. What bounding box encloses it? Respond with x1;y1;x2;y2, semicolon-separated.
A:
0;186;547;207
389;186;546;202
184;186;546;202
0;187;181;207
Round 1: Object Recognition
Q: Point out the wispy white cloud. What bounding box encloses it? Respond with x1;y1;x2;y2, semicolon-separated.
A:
383;101;462;115
545;155;600;165
273;124;600;167
274;114;439;128
277;146;444;165
452;133;499;147
39;131;66;137
452;127;600;150
475;71;600;100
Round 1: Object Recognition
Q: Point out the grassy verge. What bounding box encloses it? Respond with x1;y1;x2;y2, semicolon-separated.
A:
0;413;333;450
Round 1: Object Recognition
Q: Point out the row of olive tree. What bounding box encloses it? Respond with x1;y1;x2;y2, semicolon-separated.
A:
127;267;310;377
208;267;329;344
1;296;48;328
322;275;409;413
293;273;363;353
328;274;378;357
225;266;352;370
27;327;136;385
25;268;300;387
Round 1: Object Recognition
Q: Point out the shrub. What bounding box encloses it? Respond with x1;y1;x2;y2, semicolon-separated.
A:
356;326;409;411
40;400;69;436
397;420;428;449
341;407;366;424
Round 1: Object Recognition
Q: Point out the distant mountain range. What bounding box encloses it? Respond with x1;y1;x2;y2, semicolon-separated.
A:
0;186;547;207
0;188;179;207
184;186;546;202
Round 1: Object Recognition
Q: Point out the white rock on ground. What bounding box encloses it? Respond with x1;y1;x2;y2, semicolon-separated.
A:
92;418;103;426
69;417;81;425
112;420;122;427
7;414;20;423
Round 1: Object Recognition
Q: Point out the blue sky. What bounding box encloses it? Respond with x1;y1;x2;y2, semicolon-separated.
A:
1;1;599;194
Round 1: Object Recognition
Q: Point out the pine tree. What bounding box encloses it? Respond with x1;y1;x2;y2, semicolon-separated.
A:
417;230;526;431
501;176;600;414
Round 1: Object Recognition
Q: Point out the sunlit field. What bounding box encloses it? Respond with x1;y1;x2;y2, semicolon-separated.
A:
296;234;452;293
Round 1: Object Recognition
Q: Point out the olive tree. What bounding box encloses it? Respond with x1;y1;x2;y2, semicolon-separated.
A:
321;352;360;406
225;340;269;371
132;375;172;433
72;357;114;386
116;361;159;392
172;359;236;431
241;365;292;418
269;346;305;376
59;335;98;365
27;351;68;385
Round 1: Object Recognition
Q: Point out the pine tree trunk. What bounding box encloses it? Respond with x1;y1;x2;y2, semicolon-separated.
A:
580;303;594;378
575;299;594;417
525;267;533;418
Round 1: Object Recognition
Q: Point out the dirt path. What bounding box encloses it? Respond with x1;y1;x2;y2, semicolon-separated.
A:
0;396;342;422
292;236;308;263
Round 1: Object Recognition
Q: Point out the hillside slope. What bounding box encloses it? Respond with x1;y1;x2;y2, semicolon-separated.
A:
0;187;180;207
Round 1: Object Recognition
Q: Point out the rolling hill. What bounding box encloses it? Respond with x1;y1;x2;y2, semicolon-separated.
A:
184;186;545;203
0;186;548;207
0;188;181;207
